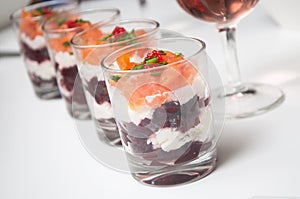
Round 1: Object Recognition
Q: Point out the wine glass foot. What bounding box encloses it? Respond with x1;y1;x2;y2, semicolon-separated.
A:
224;83;285;119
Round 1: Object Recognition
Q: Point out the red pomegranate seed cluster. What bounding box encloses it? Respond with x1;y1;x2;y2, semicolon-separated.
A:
145;50;163;62
66;20;77;28
112;26;126;36
42;8;52;15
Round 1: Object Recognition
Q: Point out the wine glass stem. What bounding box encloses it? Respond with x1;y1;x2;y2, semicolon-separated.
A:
218;25;242;89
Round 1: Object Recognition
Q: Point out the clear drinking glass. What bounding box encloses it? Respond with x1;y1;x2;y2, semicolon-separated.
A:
71;19;160;145
10;0;78;99
177;0;285;118
101;37;225;186
43;8;120;119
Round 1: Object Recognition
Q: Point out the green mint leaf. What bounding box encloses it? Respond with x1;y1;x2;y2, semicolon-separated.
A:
63;41;70;47
100;33;113;41
175;52;182;57
117;31;135;42
111;75;121;82
57;17;66;26
37;8;45;15
159;50;166;55
132;64;144;70
75;19;83;23
75;18;90;23
145;57;158;64
158;62;168;66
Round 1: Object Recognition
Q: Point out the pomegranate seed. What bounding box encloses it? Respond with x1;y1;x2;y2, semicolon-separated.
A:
66;20;77;28
43;8;52;15
145;50;163;62
112;26;126;36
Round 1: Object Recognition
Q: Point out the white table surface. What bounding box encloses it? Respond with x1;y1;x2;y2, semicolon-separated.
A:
1;0;300;198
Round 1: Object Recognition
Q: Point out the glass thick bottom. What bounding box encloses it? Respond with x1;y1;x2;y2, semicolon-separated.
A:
33;84;61;100
224;82;285;119
94;118;121;146
131;148;217;187
68;101;91;120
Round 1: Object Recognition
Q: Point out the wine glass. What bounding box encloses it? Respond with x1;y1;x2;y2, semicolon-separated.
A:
177;0;284;118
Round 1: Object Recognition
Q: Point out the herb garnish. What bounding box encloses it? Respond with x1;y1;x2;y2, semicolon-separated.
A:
63;41;70;47
111;75;121;82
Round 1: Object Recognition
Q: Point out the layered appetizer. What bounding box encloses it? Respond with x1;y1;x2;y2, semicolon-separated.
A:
71;19;159;146
45;16;92;118
14;6;61;99
103;47;215;185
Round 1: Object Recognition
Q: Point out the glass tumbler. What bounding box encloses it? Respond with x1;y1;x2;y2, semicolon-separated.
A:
101;37;225;186
10;0;78;99
71;19;160;145
43;8;120;119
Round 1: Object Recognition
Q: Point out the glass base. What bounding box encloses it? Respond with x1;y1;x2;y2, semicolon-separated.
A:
33;86;61;100
131;148;217;187
224;83;285;119
95;118;122;146
67;102;91;120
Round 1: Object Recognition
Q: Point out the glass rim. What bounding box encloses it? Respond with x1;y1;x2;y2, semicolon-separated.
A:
70;18;160;49
42;8;120;34
10;0;79;21
101;37;207;74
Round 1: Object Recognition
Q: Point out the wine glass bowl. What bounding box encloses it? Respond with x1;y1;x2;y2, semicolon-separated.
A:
177;0;284;119
177;0;259;26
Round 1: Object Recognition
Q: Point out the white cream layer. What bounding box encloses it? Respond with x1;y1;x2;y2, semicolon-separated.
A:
20;33;46;50
81;64;112;119
54;52;77;70
80;63;104;81
25;58;55;80
147;107;213;152
93;100;114;120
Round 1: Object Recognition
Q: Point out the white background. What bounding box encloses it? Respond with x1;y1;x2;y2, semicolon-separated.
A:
0;0;299;198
